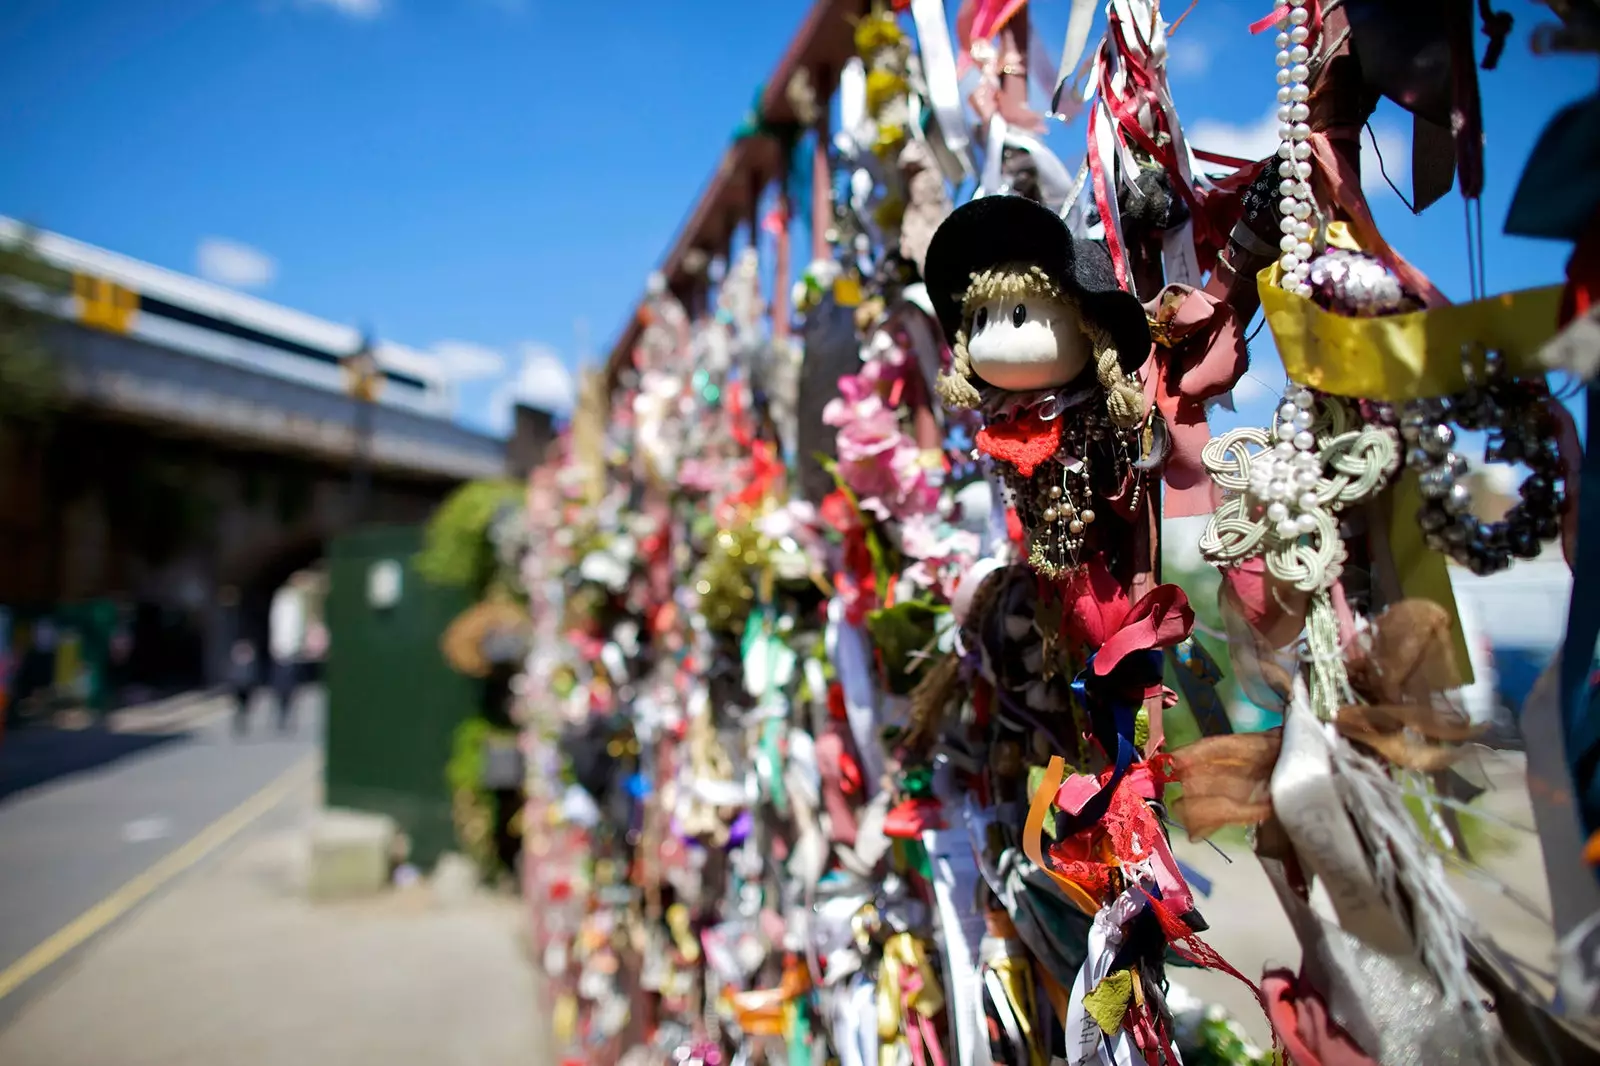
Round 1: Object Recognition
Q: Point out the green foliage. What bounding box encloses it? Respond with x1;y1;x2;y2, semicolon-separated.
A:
864;599;945;695
415;479;523;596
0;227;70;423
446;715;516;875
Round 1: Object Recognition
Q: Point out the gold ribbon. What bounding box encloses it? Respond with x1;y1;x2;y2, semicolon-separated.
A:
664;903;700;964
1260;260;1561;402
982;914;1046;1066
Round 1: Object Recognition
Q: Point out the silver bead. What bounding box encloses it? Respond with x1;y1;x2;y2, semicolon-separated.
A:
1421;422;1454;457
1443;482;1473;515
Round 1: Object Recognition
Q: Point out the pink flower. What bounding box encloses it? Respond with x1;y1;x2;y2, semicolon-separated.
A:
887;444;941;516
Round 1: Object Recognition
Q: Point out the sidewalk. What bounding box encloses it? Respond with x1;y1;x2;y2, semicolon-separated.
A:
0;768;552;1066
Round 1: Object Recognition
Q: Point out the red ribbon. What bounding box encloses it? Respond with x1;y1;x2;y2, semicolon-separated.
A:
1091;8;1241;278
1087;102;1130;291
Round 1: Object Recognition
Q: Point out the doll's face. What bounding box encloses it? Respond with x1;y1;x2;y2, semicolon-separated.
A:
965;292;1091;391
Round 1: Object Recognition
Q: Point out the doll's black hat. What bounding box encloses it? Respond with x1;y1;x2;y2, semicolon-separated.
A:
923;194;1151;377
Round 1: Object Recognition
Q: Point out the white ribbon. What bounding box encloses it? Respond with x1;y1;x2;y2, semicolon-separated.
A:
909;0;973;178
831;971;879;1066
977;113;1008;199
1050;0;1102;116
926;826;990;1066
1064;889;1146;1066
1270;684;1416;957
838;57;871;157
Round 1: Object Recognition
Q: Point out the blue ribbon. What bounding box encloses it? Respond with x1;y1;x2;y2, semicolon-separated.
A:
1057;657;1142;837
1561;386;1600;873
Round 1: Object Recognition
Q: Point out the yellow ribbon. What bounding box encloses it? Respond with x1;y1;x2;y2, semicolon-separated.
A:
1379;473;1475;685
987;951;1046;1066
1022;756;1101;916
1259;252;1560;402
665;903;701;964
878;933;946;1066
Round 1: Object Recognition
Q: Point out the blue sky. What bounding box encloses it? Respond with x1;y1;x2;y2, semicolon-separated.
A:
1;0;1594;436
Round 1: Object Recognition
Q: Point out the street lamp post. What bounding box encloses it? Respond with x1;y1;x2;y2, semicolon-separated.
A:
342;331;383;523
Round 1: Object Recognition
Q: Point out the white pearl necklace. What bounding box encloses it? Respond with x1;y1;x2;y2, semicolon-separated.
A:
1248;387;1322;540
1273;0;1315;298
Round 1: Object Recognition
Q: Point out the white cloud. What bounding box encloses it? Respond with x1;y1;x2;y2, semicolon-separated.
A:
430;340;506;382
1187;108;1410;199
300;0;384;17
1166;37;1211;78
485;342;576;434
196;237;276;290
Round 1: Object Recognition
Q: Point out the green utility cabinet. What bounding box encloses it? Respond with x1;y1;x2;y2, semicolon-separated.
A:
324;525;482;868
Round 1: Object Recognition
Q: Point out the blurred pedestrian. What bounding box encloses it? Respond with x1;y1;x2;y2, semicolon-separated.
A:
229;639;257;736
269;583;306;734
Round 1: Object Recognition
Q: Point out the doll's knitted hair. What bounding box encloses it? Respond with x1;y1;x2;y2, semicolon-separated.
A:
936;263;1145;430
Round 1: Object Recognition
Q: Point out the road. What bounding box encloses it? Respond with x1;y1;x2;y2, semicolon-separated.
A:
0;688;322;1027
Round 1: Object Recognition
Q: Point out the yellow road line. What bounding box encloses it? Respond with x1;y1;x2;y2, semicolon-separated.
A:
0;753;318;1002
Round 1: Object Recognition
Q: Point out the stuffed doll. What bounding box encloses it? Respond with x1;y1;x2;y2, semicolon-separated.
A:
924;195;1153;577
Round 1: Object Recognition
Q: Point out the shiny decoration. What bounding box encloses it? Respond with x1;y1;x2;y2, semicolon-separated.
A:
1399;347;1567;573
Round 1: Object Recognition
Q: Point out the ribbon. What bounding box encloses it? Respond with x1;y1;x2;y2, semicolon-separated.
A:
1088;101;1130;292
1270;686;1417;956
1261;268;1562;401
1257;845;1495;1064
980;913;1047;1066
1049;0;1101;116
827;597;887;792
1248;1;1323;44
1063;889;1146;1066
1140;284;1248;517
879;933;948;1066
1023;757;1104;915
909;0;973;173
1563;384;1600;869
925;825;992;1066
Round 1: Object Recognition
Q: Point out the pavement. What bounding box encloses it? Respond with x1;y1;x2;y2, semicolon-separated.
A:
0;688;319;1019
0;688;553;1066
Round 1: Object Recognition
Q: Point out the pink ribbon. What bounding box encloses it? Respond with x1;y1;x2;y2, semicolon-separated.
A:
1141;284;1249;517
